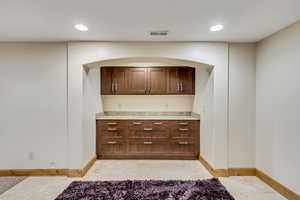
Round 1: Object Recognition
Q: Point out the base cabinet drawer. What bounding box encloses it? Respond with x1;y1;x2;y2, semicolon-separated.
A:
127;139;169;155
99;139;126;156
96;119;199;159
170;139;196;155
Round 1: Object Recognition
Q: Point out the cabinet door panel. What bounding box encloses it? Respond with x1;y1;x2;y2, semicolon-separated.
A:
113;68;127;94
101;67;113;95
126;68;147;94
167;67;180;94
148;68;167;94
180;67;195;94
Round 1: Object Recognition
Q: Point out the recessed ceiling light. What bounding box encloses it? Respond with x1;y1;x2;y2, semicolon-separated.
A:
210;24;224;32
74;24;88;31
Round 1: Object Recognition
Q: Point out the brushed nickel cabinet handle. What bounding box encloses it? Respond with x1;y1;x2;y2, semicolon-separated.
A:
143;141;153;145
177;82;180;91
178;141;189;145
133;122;142;125
107;128;117;131
179;128;189;131
143;128;153;131
180;82;183;92
111;82;114;93
153;122;162;125
178;122;188;125
107;122;118;125
107;141;117;144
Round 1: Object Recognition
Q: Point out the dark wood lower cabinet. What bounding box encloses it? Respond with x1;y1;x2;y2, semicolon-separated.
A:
96;120;200;159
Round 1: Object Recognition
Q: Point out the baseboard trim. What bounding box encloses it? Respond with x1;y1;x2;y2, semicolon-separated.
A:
67;155;97;177
198;155;228;177
228;168;256;176
256;169;300;200
0;155;97;178
198;155;300;200
0;169;67;176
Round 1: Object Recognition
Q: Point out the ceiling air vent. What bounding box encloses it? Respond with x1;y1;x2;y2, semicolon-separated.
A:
150;30;169;36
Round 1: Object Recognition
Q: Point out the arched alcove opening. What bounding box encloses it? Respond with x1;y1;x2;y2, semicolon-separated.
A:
82;56;215;172
67;42;228;171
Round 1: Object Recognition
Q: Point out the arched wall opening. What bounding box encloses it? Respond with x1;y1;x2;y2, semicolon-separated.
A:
83;58;215;168
67;42;228;171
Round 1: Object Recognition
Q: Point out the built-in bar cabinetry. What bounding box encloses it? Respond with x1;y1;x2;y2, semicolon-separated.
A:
101;67;195;95
96;120;200;159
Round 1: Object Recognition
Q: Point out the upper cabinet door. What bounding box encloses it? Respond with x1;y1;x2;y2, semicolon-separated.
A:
113;67;127;94
101;67;113;95
100;66;195;95
125;68;147;94
179;67;195;94
147;68;167;94
167;67;181;94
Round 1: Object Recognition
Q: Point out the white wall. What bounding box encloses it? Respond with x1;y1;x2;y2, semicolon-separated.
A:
194;70;215;164
102;95;194;112
0;43;68;169
68;42;229;169
0;41;258;172
256;21;300;194
82;67;101;165
228;43;256;168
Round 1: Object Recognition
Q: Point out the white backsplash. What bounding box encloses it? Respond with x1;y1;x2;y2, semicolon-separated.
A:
102;95;194;112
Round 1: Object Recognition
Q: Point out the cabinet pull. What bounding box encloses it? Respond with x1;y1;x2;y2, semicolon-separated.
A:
107;122;118;125
180;82;183;92
178;141;189;145
133;122;142;125
111;81;114;93
153;122;162;125
107;141;117;144
178;122;188;125
143;141;153;145
107;128;117;131
115;83;118;91
179;128;189;131
144;128;153;131
177;82;180;91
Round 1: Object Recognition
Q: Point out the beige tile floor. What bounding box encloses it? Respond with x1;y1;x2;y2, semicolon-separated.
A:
0;160;286;200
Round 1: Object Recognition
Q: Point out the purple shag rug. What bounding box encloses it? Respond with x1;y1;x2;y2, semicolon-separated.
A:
55;178;235;200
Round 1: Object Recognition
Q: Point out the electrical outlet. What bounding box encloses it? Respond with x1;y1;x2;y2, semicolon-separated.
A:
118;104;122;109
50;162;56;169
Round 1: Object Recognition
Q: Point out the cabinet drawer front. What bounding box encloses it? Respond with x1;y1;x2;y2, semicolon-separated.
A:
127;139;168;154
99;139;126;155
99;130;125;138
170;120;198;128
129;129;169;138
97;120;126;129
171;132;195;139
170;139;196;155
128;120;149;127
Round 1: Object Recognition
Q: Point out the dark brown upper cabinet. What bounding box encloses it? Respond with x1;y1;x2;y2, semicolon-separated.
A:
126;68;148;94
179;67;195;94
101;67;113;95
166;67;181;94
100;66;194;95
147;67;167;94
167;67;195;94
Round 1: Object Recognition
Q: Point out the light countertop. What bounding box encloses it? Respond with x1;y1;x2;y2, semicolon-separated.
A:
96;115;199;120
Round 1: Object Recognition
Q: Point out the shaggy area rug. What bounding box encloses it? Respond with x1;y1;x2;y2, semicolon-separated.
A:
55;178;235;200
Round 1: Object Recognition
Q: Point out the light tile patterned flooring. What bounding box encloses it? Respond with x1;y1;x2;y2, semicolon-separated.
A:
0;160;286;200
